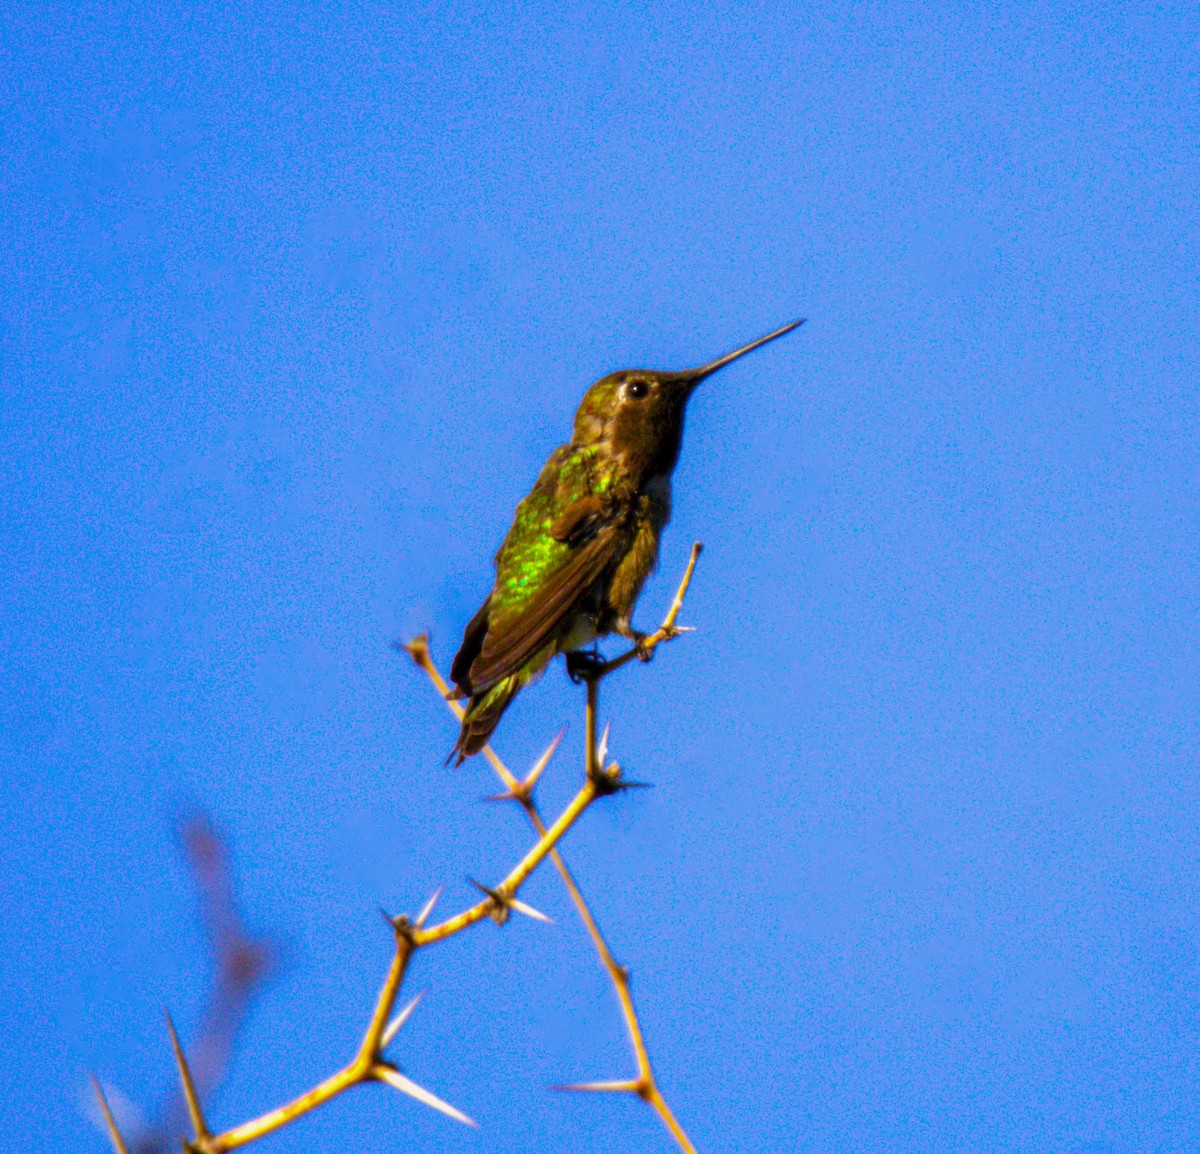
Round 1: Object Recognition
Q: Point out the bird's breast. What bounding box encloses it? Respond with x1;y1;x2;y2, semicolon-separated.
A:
643;473;672;530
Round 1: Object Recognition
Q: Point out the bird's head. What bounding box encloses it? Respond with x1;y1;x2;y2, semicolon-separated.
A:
571;318;805;480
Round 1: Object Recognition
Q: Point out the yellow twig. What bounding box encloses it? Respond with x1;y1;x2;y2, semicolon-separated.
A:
357;929;417;1066
404;543;704;1153
194;774;599;1151
200;936;415;1150
413;777;598;945
595;540;703;678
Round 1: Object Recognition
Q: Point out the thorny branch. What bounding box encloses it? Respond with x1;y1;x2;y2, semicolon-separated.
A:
96;767;618;1150
94;542;703;1154
406;541;703;1153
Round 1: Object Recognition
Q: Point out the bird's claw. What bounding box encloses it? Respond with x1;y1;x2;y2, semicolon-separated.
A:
566;650;606;684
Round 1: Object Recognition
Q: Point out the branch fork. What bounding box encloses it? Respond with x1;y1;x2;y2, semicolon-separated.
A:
406;542;704;1154
95;542;704;1154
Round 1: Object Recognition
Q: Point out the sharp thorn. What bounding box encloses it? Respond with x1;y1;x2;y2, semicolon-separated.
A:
525;727;566;788
483;788;521;803
596;723;611;769
415;887;442;929
88;1074;131;1154
374;1064;478;1127
553;1079;641;1094
164;1010;209;1138
468;876;530;925
401;634;430;662
508;897;554;924
381;990;426;1049
467;875;496;899
466;876;506;921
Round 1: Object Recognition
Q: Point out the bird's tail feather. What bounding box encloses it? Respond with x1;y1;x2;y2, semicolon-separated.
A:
449;676;519;765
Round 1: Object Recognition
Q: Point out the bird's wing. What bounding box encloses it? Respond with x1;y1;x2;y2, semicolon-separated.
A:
450;593;491;694
466;495;623;693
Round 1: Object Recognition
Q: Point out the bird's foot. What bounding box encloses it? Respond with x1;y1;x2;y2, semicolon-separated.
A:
632;630;655;663
566;650;607;684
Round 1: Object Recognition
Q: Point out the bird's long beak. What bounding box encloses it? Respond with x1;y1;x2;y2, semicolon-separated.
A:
674;317;805;390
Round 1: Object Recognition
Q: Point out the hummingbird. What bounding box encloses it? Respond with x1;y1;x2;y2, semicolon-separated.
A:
449;318;804;763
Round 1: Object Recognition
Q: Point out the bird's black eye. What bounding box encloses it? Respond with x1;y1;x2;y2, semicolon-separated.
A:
626;379;650;399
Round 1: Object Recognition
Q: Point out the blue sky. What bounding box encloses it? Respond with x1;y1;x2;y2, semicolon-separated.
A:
3;2;1199;1150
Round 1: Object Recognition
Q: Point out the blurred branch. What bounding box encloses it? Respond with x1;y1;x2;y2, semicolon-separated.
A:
404;541;703;1154
151;767;608;1152
90;815;274;1154
175;816;274;1085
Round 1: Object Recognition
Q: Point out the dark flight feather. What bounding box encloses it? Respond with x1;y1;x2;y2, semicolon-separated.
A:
450;593;491;694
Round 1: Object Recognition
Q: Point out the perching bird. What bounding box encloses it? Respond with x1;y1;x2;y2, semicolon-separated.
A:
449;319;804;762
